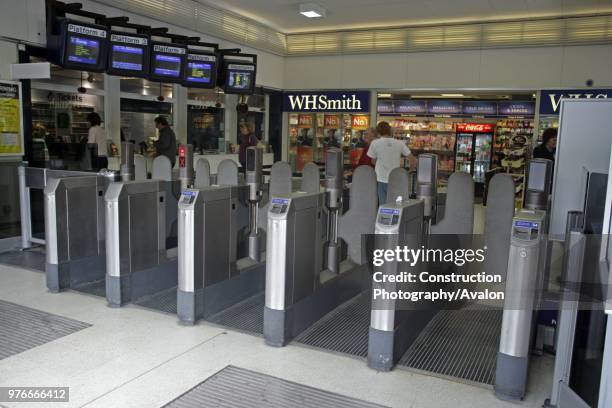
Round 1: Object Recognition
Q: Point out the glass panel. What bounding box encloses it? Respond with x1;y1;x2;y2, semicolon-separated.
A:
31;88;105;170
455;133;473;174
120;77;173;99
0;161;21;238
188;106;224;152
474;134;492;183
120;99;173;156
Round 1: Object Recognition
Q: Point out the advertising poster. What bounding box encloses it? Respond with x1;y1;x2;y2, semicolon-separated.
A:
0;81;24;156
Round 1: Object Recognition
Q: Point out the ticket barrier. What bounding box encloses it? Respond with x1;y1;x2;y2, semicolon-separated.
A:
105;178;180;306
368;171;518;377
44;143;137;292
177;150;265;324
263;164;378;346
45;175;110;292
494;210;547;400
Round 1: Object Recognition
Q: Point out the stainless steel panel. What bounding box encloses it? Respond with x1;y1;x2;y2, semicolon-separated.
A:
105;183;122;278
266;216;288;310
499;241;540;358
43;178;60;265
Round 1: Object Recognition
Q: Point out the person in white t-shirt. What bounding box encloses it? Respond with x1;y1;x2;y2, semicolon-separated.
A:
367;121;411;204
86;112;108;169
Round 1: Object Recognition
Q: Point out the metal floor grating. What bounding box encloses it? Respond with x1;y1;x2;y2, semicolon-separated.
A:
134;287;178;314
397;305;503;387
162;365;388;408
72;280;106;297
294;294;370;359
207;293;264;335
0;248;46;272
0;300;91;360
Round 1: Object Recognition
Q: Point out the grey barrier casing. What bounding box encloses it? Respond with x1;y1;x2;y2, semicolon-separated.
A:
176;183;259;324
368;199;424;371
325;148;344;275
524;159;553;211
105;180;176;307
246;147;264;261
264;192;325;346
45;175;108;292
416;153;438;221
120;142;135;181
495;209;546;401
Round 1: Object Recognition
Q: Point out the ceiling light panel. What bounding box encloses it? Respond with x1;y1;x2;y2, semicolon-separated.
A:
299;3;326;18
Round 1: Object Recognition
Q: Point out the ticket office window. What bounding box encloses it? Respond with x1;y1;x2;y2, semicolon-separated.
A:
187;87;226;153
30;88;105;168
288;112;370;172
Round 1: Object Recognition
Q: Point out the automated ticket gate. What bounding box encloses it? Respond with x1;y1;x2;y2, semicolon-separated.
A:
44;143;136;292
263;161;378;347
177;148;265;324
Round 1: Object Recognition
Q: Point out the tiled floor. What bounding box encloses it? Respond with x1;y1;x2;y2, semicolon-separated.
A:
0;263;554;408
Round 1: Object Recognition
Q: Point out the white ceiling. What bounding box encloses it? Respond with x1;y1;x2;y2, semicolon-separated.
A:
201;0;612;33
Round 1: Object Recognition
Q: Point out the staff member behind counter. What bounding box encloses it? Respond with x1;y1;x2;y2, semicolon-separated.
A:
154;116;177;167
86;112;108;169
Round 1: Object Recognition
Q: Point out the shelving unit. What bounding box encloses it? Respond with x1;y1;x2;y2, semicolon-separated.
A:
493;119;534;208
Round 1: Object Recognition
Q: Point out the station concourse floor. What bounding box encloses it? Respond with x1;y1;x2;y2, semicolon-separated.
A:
0;261;554;408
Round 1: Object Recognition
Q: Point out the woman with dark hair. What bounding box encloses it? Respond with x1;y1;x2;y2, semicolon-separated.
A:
238;123;259;171
533;128;557;162
86;111;107;169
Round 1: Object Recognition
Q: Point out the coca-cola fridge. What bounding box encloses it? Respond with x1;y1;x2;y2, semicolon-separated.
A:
454;123;495;188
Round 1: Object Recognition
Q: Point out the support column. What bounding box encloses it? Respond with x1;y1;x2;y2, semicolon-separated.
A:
369;91;378;128
173;84;188;145
225;94;238;148
264;94;270;143
103;74;121;156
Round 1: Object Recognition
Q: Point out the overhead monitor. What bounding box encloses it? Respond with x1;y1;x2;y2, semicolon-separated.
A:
57;19;109;72
107;31;150;77
149;42;187;82
221;60;256;94
183;51;217;88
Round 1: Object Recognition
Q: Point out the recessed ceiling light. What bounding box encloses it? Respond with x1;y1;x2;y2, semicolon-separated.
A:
377;93;392;98
441;93;464;97
299;3;326;18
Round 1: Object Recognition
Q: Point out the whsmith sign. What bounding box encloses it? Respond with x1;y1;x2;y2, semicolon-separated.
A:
540;89;612;115
283;91;370;112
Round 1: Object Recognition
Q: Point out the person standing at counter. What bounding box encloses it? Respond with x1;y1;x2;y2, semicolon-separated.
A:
86;112;107;169
154;116;177;167
367;121;411;204
238;123;259;170
357;127;376;168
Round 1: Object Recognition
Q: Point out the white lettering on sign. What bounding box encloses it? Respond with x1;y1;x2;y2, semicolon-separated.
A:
153;44;186;54
548;93;609;113
288;94;362;111
67;24;107;38
111;34;148;46
188;54;216;62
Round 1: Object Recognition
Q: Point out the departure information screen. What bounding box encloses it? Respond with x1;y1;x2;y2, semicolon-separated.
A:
111;45;144;71
227;71;252;90
151;44;186;80
67;36;100;65
153;54;182;77
186;62;213;83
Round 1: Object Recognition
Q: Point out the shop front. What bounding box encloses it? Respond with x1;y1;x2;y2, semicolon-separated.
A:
538;88;612;141
284;90;371;172
377;93;535;204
